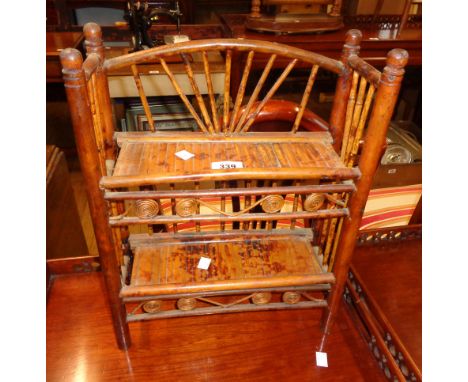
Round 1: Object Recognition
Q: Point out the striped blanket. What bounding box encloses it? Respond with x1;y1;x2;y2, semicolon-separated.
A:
360;184;422;229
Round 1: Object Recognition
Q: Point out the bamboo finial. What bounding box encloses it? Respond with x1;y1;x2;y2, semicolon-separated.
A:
342;29;362;58
60;47;83;71
83;22;105;59
384;49;409;76
329;29;363;153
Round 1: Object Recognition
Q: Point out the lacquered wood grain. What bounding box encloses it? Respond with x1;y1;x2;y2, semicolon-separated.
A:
103;136;359;188
352;240;422;369
47;273;386;382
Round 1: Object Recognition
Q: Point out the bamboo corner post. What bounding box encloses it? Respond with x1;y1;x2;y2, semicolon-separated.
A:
60;48;131;350
319;48;409;352
83;22;117;169
329;29;362;154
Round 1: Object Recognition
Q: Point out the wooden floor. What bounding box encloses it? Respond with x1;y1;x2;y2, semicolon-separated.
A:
353;239;422;369
69;170;98;255
47;272;385;381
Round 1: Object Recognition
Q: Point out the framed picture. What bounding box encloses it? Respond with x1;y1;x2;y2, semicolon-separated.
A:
136;113;197;132
124;100;195;131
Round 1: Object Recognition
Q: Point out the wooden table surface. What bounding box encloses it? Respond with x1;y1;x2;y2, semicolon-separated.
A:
219;14;422;67
353;239;422;369
47;272;386;381
46;32;84;82
46;31;83;56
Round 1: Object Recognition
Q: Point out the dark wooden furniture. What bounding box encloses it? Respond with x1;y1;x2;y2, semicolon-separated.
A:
47;272;388;381
46;145;88;259
47;32;84;82
47;0;194;29
60;22;407;350
245;0;344;34
373;0;422;36
220;13;421;66
348;238;422;381
220;13;420;100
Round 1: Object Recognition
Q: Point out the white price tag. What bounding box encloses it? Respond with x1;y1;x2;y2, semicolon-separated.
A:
316;352;328;367
175;150;195;160
211;161;244;170
197;257;211;270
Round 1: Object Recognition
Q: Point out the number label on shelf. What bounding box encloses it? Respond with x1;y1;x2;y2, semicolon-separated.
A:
197;257;211;270
211;161;244;170
315;352;328;367
175;150;195;160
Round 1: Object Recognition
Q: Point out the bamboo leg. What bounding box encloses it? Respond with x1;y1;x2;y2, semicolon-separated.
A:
60;47;131;350
320;49;408;352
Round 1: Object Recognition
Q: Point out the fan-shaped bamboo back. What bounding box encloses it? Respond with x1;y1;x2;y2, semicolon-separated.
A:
103;38;345;137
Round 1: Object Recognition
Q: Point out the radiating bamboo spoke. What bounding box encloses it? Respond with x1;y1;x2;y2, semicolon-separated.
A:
87;76;106;174
202;51;220;133
234;54;277;133
159;58;208;133
228;50;254;133
341;71;359;160
347;84;375;167
223;49;232;133
130;64;155;132
241;59;298;133
291;65;319;133
181;53;214;134
344;76;367;160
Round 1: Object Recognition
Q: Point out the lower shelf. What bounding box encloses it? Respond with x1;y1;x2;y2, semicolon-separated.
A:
121;230;335;298
126;295;329;322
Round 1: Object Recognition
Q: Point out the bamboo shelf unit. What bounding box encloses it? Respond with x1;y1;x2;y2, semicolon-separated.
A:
60;22;408;351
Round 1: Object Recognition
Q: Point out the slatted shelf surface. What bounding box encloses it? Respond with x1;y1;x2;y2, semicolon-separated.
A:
120;233;334;297
103;133;359;188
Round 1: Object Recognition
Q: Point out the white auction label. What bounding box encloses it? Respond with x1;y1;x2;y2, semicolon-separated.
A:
197;257;211;270
175;150;195;160
211;161;244;170
315;352;328;367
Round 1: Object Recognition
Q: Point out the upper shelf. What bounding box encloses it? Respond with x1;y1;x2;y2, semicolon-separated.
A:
101;132;360;188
